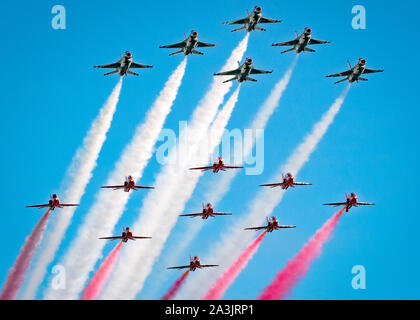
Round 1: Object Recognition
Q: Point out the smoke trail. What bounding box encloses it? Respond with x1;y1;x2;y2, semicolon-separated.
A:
203;231;266;300
81;242;122;300
178;86;350;299
258;209;344;300
159;58;299;280
1;210;51;300
102;36;249;299
103;83;243;300
22;79;123;299
44;59;187;300
161;270;190;300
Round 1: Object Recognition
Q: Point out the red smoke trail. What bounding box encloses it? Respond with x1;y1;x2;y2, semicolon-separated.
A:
203;231;267;300
81;242;122;300
257;208;345;300
161;270;190;300
0;209;51;300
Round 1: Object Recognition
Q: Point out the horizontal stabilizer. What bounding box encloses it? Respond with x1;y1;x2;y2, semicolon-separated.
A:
231;26;246;32
126;70;139;76
222;76;237;83
192;50;204;55
169;50;184;56
104;70;119;76
334;78;348;85
246;76;257;82
304;47;316;52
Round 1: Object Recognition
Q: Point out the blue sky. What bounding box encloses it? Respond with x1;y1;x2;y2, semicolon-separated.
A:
0;0;418;299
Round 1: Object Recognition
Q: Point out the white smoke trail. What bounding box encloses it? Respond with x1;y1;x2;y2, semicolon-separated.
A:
178;85;350;299
161;57;299;275
21;79;123;299
101;37;248;298
43;58;187;299
142;57;298;299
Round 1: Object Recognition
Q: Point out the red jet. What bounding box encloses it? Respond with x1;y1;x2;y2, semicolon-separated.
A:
167;256;219;272
179;203;232;219
26;194;79;211
189;156;243;173
101;176;154;192
324;192;375;212
99;227;152;243
260;172;312;190
245;216;296;232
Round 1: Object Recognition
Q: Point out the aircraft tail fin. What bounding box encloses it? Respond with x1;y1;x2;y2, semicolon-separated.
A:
169;50;184;56
192;50;204;55
334;78;348;85
231;26;246;32
295;31;299;38
126;70;139;76
281;47;295;54
347;60;352;69
222;77;237;83
304;47;316;53
104;70;119;76
246;76;258;82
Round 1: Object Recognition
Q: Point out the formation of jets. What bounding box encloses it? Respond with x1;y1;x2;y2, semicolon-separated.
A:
22;5;380;280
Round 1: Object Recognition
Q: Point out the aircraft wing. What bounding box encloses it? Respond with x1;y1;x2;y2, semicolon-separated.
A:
323;202;346;206
363;68;384;74
179;213;204;217
223;165;244;169
326;70;352;78
250;68;273;74
101;185;124;189
167;265;190;270
293;182;312;186
189;166;214;171
26;204;49;208
272;39;299;46
222;17;249;25
131;236;152;239
259;182;284;188
309;39;331;45
278;225;296;229
130;62;153;68
356;202;375;206
60;204;79;207
259;17;283;24
94;62;120;69
214;69;241;76
244;226;267;231
159;41;186;49
98;236;123;240
212;212;232;216
197;41;217;48
133;185;155;190
199;264;219;268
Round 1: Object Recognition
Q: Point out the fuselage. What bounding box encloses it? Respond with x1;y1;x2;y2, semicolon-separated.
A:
237;60;253;82
348;61;367;82
266;219;280;232
281;173;296;189
183;32;199;55
48;195;60;210
245;9;262;31
295;31;313;53
123;178;136;192
118;55;133;76
189;258;202;271
201;205;214;219
345;194;359;212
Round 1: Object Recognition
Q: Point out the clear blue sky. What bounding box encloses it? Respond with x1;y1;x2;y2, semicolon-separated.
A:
0;0;418;299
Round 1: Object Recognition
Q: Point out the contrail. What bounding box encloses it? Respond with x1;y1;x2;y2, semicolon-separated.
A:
258;208;345;300
22;79;123;299
44;58;187;300
102;35;249;299
161;270;190;300
202;231;267;300
159;57;299;282
1;210;51;300
80;242;123;300
178;85;350;299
